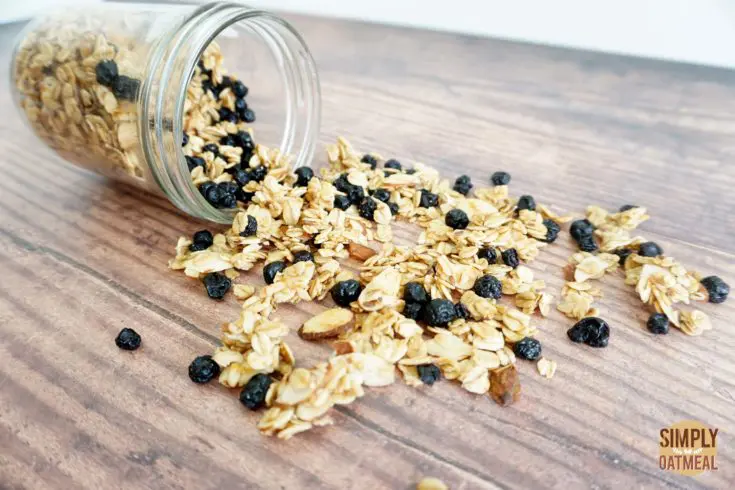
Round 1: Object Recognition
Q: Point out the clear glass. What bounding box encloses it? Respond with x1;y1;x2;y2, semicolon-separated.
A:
11;1;321;224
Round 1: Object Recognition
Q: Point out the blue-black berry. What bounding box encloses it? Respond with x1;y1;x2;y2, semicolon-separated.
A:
188;355;221;383
473;274;502;299
619;204;637;212
240;215;258;237
453;175;473;196
568;317;610;348
250;165;268;182
232;80;249;98
445;209;470;230
513;337;542;360
419;189;439;208
219;107;238;123
186;155;205;171
542;219;560;243
361;154;378;169
384;159;402;171
333;174;351;193
203;272;231;299
189;229;213;252
403;282;429;304
577;235;599;253
478;247;497;264
387;202;399;216
263;261;286;285
115;328;141;351
502;248;520;268
638;241;663;257
454;302;470;320
570;219;595;241
331;279;362;307
347;185;366;205
234;131;254;150
292;250;314;263
294;167;314;187
201;182;223;207
112;75;140;101
423;299;456;327
417;364;441;385
333;194;351;210
219;134;236;147
516;195;536;212
491;171;511;186
358;197;378;220
700;276;729;304
239;374;272;410
647;313;669;334
371;188;391;203
202;143;219;156
233;168;252;187
402;302;424;320
182;132;189;147
242;109;256;123
95;60;118;86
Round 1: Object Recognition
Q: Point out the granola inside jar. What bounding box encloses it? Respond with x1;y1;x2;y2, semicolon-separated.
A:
11;1;320;223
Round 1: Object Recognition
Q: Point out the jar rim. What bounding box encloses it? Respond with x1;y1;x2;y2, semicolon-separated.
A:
142;2;321;224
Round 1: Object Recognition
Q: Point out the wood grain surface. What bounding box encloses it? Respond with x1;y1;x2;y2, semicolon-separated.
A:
1;12;735;490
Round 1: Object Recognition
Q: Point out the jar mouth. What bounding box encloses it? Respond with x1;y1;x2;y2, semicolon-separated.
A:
142;2;321;224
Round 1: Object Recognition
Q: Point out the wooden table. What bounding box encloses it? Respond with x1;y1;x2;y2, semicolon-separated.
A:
1;13;734;490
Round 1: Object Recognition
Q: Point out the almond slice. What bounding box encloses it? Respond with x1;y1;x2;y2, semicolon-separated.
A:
348;242;377;262
298;308;354;340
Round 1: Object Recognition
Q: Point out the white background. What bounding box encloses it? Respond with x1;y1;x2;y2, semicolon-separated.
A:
3;0;735;68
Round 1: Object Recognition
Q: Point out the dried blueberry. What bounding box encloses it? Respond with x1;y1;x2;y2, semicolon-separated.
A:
203;272;231;299
333;194;351;210
491;171;511;186
233;169;252;187
700;276;730;304
182;132;189;147
219;134;236;147
294;167;314;187
502;248;520;268
111;75;140;101
185;155;205;171
361;154;378;169
384;159;402;171
517;195;536;212
638;241;663;257
240;215;258;237
189;229;213;252
477;247;497;264
419;189;439;208
445;209;470;230
613;248;633;265
647;313;669;334
232;80;249;98
473;274;502;300
331;279;363;307
239;374;272;410
453;175;473;196
332;174;351;193
201;182;223;207
263;261;286;285
371;188;391;203
577;235;599;253
454;302;470;320
115;328;141;351
570;219;595;241
219;181;239;195
417;364;441;385
235;97;248;114
402;302;424;320
202;143;219;157
219;76;233;88
250;165;268;182
95;60;118;86
242;109;256;123
405;168;417;175
619;204;637;212
347;185;366;205
188;355;221;384
568;317;610;347
292;250;314;263
542;219;560;243
217;192;237;209
358;197;378;220
219;107;238;123
236;189;254;204
403;282;429;304
387;202;399;216
234;131;254;150
513;337;542;360
423;299;456;327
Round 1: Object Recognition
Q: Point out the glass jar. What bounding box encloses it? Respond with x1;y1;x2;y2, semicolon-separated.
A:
11;1;321;224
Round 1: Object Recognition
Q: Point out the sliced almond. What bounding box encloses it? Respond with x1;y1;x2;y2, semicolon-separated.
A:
299;308;354;340
348;242;377;262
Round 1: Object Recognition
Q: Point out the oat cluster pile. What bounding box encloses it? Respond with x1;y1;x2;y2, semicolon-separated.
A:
14;13;148;180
